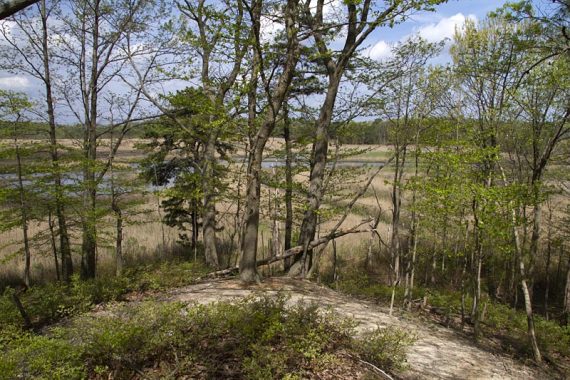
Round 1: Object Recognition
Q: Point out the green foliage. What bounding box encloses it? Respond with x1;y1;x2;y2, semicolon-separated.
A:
0;331;85;380
0;295;413;379
355;327;416;372
0;260;209;332
335;271;570;361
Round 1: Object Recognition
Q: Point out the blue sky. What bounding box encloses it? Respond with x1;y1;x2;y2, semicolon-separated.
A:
0;0;514;96
364;0;511;62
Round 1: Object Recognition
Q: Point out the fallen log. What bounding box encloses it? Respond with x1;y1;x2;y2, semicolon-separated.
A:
206;223;371;278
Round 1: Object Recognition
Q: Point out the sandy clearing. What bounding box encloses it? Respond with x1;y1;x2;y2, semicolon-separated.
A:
159;277;546;380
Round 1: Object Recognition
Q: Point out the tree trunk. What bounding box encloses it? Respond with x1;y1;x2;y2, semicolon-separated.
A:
48;210;60;281
15;135;31;288
240;131;267;283
473;245;483;340
471;200;483;340
501;166;542;362
239;0;300;283
113;204;123;276
283;102;294;272
191;200;198;261
0;0;38;19
40;0;72;281
295;74;341;275
563;258;570;326
543;203;553;319
528;196;541;298
81;0;101;279
202;137;220;268
332;239;338;283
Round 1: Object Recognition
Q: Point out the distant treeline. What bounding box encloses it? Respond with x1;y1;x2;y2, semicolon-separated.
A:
0;118;560;154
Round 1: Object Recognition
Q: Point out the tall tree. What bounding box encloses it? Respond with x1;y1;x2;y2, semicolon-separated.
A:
1;0;74;281
54;0;159;278
239;0;302;283
0;90;33;286
292;0;447;276
175;0;248;268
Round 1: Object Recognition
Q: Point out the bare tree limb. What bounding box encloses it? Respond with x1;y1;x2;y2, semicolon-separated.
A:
206;221;373;278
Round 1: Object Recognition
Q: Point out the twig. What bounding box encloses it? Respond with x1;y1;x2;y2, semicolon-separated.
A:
357;358;395;380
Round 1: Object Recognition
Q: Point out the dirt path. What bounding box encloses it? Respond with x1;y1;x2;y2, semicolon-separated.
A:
158;277;545;380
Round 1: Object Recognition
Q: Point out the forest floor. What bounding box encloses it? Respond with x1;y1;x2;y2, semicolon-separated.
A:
111;276;552;380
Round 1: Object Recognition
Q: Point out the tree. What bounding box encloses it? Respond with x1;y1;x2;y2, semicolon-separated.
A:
365;36;443;312
450;13;558;361
53;0;162;278
1;0;74;281
239;0;302;283
0;90;34;286
140;88;235;265
292;0;447;276
0;0;38;19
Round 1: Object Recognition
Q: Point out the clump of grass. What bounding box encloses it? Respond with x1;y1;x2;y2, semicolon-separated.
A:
0;295;414;379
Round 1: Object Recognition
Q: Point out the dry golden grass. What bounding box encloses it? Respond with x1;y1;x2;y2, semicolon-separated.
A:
0;198;182;285
0;141;405;286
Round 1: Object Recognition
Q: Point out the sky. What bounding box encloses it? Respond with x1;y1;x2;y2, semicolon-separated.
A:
0;0;513;109
364;0;511;62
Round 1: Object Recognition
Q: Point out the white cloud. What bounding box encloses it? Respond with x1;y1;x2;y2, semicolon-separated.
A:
367;13;477;62
0;76;31;89
260;16;284;43
368;40;392;61
416;13;477;43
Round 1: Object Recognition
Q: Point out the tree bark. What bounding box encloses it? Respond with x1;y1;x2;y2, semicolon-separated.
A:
14;132;31;287
563;265;570;326
216;223;370;277
80;0;101;279
295;75;341;274
543;205;553;319
283;102;294;271
48;210;60;281
112;199;123;276
239;0;300;283
40;0;72;281
202;137;219;268
500;165;542;363
0;0;37;19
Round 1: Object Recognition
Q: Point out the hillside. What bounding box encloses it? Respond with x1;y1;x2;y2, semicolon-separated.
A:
97;277;547;380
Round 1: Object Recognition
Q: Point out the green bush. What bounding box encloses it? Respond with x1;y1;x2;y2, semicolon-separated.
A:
355;327;416;372
1;295;414;379
0;331;84;380
0;260;209;333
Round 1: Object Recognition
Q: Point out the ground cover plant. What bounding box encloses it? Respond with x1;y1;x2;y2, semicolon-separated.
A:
0;294;414;379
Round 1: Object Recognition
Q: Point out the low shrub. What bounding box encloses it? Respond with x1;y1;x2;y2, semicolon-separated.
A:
334;274;570;363
0;331;85;380
355;327;416;372
0;295;415;379
0;260;209;332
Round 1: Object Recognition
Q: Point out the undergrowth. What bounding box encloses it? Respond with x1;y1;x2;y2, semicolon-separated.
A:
0;295;414;379
332;271;570;361
0;260;209;332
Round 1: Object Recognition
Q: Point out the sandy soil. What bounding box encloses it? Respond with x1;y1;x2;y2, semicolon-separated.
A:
156;277;547;380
